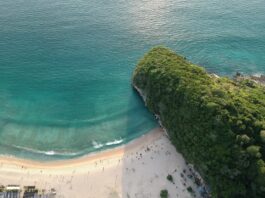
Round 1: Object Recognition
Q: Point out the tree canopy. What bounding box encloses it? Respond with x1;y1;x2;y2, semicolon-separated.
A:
133;47;265;198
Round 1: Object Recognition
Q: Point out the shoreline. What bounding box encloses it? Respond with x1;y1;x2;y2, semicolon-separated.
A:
0;127;162;169
0;127;204;197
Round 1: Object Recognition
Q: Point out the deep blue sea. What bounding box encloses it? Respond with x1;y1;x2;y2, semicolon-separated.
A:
0;0;264;160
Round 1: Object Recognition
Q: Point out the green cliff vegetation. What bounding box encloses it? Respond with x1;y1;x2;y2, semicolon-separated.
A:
133;47;265;198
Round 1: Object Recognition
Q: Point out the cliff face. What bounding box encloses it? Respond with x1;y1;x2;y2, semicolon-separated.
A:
132;47;265;198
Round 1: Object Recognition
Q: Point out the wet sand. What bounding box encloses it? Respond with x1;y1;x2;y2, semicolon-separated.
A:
0;128;202;198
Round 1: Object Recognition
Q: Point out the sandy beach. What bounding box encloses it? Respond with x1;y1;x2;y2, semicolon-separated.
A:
0;128;203;198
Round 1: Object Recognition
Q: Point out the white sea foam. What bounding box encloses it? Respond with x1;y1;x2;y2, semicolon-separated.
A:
92;141;103;149
45;151;56;155
105;138;123;146
251;72;265;78
92;138;123;149
11;145;79;156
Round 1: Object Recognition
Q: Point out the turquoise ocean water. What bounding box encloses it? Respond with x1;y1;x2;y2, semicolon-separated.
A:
0;0;264;160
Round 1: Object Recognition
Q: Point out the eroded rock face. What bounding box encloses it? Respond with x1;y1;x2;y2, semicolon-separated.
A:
250;75;265;84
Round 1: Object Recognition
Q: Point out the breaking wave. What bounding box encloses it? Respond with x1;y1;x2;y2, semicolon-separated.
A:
11;145;80;156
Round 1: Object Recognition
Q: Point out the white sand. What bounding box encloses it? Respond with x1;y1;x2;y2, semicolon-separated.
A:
0;128;203;198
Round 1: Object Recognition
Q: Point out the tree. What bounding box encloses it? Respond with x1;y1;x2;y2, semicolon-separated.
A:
160;189;168;198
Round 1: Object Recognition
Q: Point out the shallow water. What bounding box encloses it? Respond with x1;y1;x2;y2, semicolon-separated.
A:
0;0;264;160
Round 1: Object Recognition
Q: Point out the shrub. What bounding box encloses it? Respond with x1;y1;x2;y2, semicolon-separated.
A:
187;186;193;193
167;174;173;183
160;189;168;198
